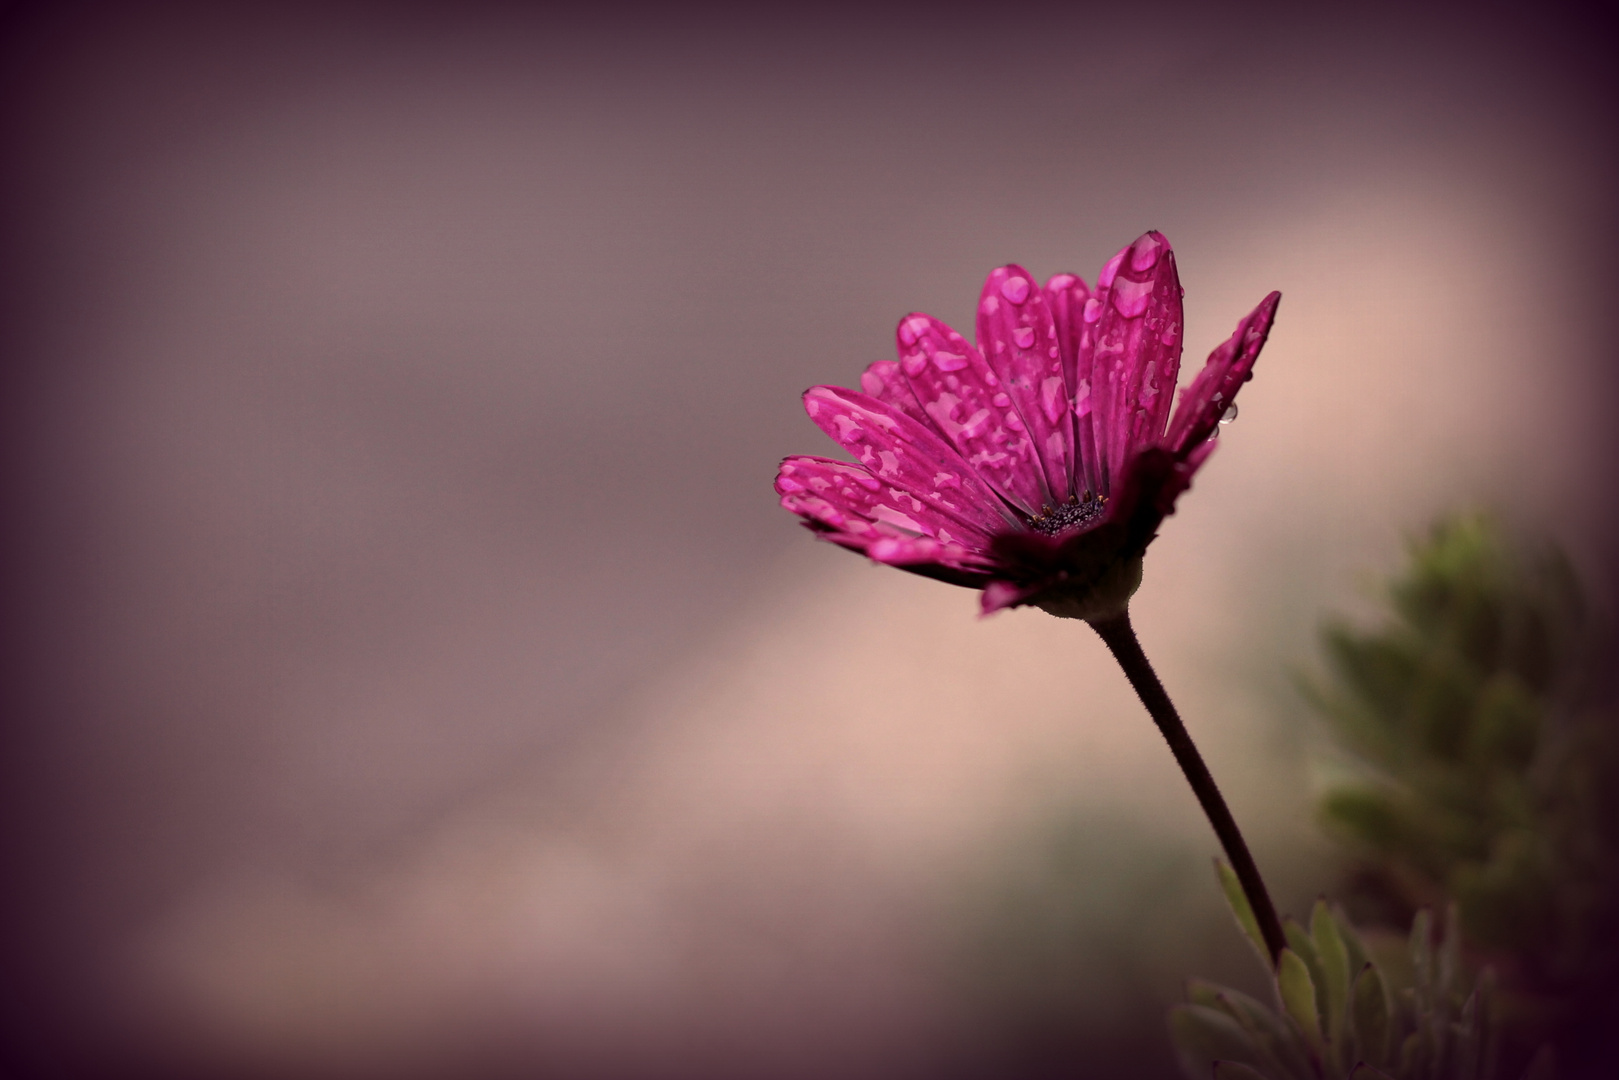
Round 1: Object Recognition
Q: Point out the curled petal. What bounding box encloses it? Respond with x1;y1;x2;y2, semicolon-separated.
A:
896;311;1050;515
1089;231;1184;493
977;265;1072;505
801;385;1015;533
1165;292;1280;457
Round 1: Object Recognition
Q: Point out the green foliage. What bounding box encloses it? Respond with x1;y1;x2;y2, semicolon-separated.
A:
1303;515;1619;1071
1171;877;1523;1080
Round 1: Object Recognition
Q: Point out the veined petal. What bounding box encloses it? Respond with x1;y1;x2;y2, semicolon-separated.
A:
801;385;1015;533
895;311;1049;515
775;456;994;548
977;265;1072;506
859;359;933;429
1089;231;1183;494
1165;292;1280;456
1045;272;1101;499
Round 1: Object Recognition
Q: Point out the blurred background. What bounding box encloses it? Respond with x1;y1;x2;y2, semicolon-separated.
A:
2;2;1615;1077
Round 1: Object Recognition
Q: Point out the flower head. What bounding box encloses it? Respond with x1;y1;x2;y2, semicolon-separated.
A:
775;231;1279;620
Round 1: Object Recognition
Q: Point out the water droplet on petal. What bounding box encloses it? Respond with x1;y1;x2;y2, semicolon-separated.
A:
1129;233;1162;271
1000;276;1030;304
1047;273;1078;292
1082;297;1103;323
1110;277;1153;318
992;392;1011;407
1012;326;1035;349
1219;403;1239;425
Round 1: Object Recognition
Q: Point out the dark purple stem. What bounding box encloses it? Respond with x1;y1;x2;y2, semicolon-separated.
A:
1090;610;1286;967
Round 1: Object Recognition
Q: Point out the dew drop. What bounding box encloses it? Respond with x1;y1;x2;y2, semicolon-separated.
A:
1129;233;1162;271
1000;276;1031;304
1082;297;1103;324
1012;326;1035;349
1220;403;1239;425
1047;273;1078;291
1110;277;1153;318
992;392;1011;407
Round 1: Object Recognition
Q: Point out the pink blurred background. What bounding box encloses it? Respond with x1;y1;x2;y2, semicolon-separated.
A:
2;2;1615;1077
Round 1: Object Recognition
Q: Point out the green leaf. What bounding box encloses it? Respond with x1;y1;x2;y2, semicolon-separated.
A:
1334;904;1370;980
1284;918;1327;1021
1408;909;1434;1002
1187;978;1225;1011
1312;900;1352;1049
1454;988;1482;1080
1169;1004;1273;1080
1216;859;1271;969
1398;1031;1422;1078
1349;963;1391;1068
1214;1063;1275;1080
1437;903;1461;998
1277;948;1323;1055
1199;983;1317;1080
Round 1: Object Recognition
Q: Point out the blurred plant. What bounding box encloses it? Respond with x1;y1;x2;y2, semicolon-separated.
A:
1302;515;1619;1070
1170;862;1554;1080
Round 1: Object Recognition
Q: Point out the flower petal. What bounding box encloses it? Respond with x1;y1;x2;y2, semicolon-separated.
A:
895;311;1050;515
1089;231;1184;494
980;579;1041;615
1164;292;1281;457
1044;272;1102;499
801;385;1015;534
774;456;994;549
858;359;933;430
977;265;1074;507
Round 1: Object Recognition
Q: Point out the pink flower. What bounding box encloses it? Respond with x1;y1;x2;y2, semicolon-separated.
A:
775;231;1280;620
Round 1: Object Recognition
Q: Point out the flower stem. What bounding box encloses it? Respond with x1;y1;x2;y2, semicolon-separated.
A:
1089;610;1286;967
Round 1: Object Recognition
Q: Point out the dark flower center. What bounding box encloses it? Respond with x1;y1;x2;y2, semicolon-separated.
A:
1028;494;1107;537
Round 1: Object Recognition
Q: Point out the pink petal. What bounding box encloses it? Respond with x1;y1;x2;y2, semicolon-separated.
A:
1088;231;1184;495
1164;291;1281;457
868;535;973;568
977;265;1073;507
1044;272;1102;500
859;358;933;430
894;311;1050;516
775;456;994;549
980;579;1039;616
801;385;1015;534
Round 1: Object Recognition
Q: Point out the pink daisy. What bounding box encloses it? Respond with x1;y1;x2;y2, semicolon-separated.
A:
775;231;1280;621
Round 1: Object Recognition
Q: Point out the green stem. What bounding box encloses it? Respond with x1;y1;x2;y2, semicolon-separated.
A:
1090;609;1286;966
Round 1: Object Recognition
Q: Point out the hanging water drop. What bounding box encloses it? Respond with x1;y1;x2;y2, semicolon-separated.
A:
1219;403;1238;425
